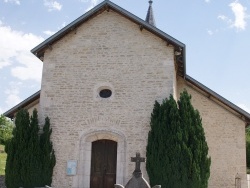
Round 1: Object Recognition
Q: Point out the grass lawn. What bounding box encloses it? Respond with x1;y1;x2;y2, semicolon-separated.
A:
0;145;6;175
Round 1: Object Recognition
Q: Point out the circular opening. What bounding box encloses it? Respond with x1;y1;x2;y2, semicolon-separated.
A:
99;89;112;98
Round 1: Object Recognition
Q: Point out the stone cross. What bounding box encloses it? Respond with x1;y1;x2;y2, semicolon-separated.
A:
131;152;145;176
114;153;161;188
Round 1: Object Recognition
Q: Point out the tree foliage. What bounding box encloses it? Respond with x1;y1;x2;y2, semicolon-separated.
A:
246;127;250;169
0;115;14;145
40;117;56;186
146;90;211;188
5;109;56;188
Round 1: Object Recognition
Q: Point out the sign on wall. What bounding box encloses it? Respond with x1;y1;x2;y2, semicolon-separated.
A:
67;160;77;175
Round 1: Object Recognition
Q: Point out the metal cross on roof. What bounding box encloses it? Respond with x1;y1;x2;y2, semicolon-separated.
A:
145;0;156;26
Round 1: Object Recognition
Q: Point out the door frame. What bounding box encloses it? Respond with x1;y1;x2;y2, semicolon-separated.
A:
77;129;126;188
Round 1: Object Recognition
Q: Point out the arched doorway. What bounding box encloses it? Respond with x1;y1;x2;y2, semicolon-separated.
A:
90;139;117;188
77;129;126;188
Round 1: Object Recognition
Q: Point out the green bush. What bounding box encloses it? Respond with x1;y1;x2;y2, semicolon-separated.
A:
0;115;14;145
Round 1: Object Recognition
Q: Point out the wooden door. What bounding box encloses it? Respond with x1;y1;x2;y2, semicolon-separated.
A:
90;140;117;188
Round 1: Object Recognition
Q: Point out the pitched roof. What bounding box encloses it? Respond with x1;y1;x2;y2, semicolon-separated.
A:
145;1;156;26
3;0;250;125
4;76;250;124
31;0;186;77
185;76;250;124
3;90;40;119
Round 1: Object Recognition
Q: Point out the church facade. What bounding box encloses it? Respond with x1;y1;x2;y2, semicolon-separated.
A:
4;1;250;188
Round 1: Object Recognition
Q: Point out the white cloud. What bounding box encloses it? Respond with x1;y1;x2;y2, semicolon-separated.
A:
0;20;44;82
85;0;100;12
61;22;66;28
218;1;249;31
4;82;22;110
229;0;248;30
11;54;43;82
43;30;56;36
205;0;211;3
0;107;4;115
218;15;228;21
4;0;20;5
218;14;233;25
207;29;213;35
238;104;250;113
0;61;11;69
44;0;62;11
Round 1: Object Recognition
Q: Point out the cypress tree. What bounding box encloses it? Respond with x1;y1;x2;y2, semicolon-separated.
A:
28;109;43;187
5;109;56;187
246;128;250;168
5;109;30;188
146;91;211;188
178;90;211;188
146;95;184;188
146;100;161;185
40;117;56;186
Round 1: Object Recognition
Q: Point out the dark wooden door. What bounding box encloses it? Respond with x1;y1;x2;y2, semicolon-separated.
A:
90;140;117;188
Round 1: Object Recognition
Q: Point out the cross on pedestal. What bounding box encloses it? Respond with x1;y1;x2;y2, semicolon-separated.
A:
131;152;145;177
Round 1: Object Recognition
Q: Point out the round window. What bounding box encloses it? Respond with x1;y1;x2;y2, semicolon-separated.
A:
99;89;112;98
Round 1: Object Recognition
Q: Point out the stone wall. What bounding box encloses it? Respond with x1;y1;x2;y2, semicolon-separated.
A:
27;101;39;115
39;10;175;188
177;77;247;188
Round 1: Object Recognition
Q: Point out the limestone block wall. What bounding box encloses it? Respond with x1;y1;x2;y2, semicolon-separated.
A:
27;101;39;115
39;10;175;188
177;77;247;188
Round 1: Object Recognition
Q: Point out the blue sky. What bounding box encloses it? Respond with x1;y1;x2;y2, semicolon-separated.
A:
0;0;250;114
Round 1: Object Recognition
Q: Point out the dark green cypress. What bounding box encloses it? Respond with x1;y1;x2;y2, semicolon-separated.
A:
5;109;56;187
246;128;250;168
5;109;30;188
40;117;56;186
146;91;211;188
146;95;184;188
146;100;161;185
178;90;211;188
28;109;43;187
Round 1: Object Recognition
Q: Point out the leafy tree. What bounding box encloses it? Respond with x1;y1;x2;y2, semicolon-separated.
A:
0;115;14;145
5;109;56;188
146;91;211;188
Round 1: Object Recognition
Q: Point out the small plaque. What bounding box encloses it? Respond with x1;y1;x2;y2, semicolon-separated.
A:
67;160;77;175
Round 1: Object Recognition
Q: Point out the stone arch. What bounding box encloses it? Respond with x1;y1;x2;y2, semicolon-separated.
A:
76;129;126;188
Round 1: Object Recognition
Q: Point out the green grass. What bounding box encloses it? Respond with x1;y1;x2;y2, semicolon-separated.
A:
0;145;6;175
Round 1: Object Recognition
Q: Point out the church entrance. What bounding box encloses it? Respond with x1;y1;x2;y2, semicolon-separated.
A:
90;139;117;188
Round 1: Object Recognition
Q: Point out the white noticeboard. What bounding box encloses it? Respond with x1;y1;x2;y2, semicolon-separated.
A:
67;160;77;175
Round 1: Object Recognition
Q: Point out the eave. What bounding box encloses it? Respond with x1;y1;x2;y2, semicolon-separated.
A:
185;75;250;125
4;1;250;126
3;90;40;119
31;0;186;77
